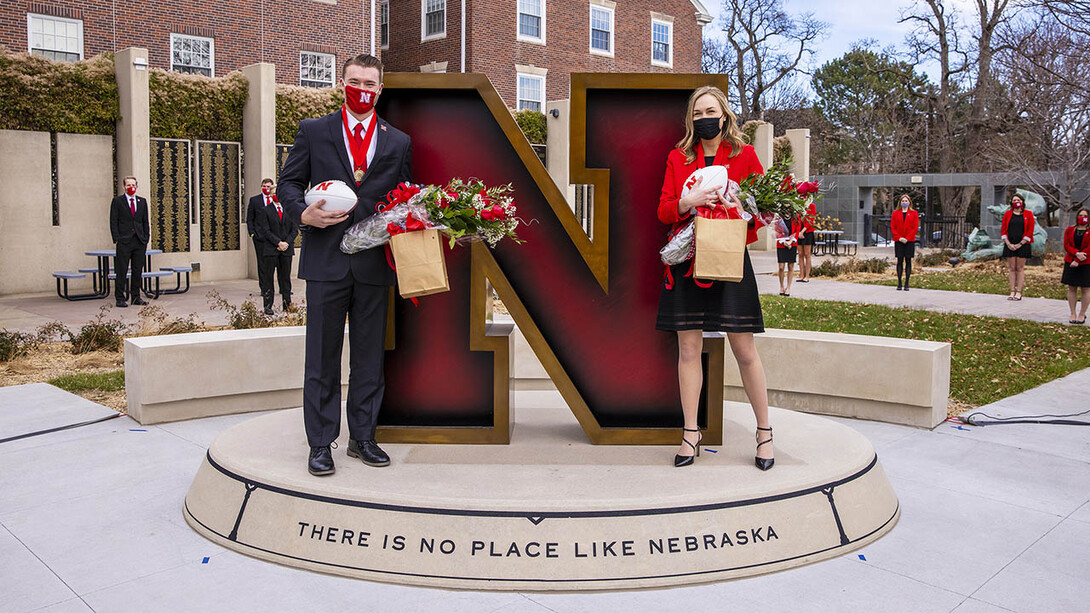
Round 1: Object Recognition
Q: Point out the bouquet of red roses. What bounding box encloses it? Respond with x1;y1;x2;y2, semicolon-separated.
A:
736;158;820;221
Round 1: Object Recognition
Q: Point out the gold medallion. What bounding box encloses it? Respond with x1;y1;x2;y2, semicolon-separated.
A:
354;169;365;182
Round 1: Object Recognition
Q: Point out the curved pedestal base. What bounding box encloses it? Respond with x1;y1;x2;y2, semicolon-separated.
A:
184;406;899;590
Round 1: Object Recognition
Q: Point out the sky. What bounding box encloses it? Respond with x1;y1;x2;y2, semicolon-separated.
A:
701;0;969;81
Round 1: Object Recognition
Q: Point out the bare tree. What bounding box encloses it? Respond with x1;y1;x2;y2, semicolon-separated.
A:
709;0;827;121
989;18;1090;218
1040;0;1090;36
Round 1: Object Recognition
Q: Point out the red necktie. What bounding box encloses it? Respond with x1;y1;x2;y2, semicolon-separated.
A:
266;196;271;206
353;123;366;174
276;205;283;221
129;197;136;216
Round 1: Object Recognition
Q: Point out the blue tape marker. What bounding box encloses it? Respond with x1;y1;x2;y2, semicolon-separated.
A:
202;557;210;564
858;554;866;561
705;448;718;454
954;425;969;431
129;429;147;432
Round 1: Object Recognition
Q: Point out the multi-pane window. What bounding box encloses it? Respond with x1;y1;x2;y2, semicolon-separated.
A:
517;74;544;112
28;14;83;62
652;20;672;66
423;0;446;39
300;51;335;88
170;33;214;77
518;0;543;41
590;5;613;55
379;1;390;48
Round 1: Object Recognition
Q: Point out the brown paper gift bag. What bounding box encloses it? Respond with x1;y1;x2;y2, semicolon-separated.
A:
389;228;450;298
693;216;747;283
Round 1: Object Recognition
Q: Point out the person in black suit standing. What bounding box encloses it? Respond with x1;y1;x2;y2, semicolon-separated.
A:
108;176;151;307
247;178;276;308
253;185;298;314
278;54;412;476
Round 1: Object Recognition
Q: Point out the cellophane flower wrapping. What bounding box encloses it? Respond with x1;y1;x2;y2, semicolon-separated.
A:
340;197;442;254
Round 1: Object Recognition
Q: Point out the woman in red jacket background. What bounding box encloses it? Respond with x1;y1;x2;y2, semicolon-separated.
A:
1001;193;1035;300
797;201;816;282
777;214;803;296
890;194;920;290
657;85;774;471
1062;208;1090;323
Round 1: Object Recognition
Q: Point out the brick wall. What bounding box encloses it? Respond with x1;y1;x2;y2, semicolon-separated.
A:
382;0;463;73
1;0;375;86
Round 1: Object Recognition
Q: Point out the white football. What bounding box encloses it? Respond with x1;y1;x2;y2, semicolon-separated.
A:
305;180;358;213
681;165;737;199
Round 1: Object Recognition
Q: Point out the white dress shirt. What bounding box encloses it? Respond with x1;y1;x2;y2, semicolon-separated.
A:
342;110;378;173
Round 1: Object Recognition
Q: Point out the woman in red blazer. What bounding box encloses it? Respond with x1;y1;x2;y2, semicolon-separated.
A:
890;194;920;290
656;85;774;471
1062;208;1090;323
1001;193;1035;300
776;214;803;296
798;201;817;282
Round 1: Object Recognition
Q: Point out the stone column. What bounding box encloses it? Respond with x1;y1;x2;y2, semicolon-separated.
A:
242;62;278;280
114;48;150;192
751;123;775;250
785;128;810;180
545;99;571;206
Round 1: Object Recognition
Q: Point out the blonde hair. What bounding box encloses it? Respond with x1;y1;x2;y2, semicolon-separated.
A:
898;194;915;210
675;86;746;165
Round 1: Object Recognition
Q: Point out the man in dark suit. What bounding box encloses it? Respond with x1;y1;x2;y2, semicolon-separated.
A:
247;178;275;307
279;54;412;476
108;176;151;307
253;185;299;315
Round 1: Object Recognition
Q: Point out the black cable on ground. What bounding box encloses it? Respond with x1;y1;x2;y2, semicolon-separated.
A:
958;408;1090;427
0;412;122;444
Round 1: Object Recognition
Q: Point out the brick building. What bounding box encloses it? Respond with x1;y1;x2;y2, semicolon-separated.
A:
1;0;377;87
2;0;711;107
381;0;712;109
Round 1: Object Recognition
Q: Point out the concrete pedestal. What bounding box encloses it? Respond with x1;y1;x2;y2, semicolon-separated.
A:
184;402;899;590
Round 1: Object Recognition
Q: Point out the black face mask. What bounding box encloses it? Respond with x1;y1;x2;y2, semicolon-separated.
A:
693;117;723;140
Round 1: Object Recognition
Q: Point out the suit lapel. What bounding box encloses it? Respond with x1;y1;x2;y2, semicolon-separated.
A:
327;111;354;183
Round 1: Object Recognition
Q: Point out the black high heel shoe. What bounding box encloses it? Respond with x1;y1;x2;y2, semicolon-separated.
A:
755;426;774;471
674;428;702;467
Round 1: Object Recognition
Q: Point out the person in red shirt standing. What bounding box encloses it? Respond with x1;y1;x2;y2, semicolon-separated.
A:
656;85;774;471
1062;208;1090;323
1001;194;1035;300
890;194;920;291
798;201;816;282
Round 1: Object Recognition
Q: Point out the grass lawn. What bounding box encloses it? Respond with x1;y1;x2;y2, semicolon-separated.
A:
863;267;1068;300
761;295;1090;407
47;369;124;393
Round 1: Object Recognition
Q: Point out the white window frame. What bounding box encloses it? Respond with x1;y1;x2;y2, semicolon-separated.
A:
517;0;546;45
27;13;84;62
589;2;614;58
379;0;390;49
421;0;446;41
170;33;215;77
651;18;673;68
300;51;335;88
516;72;545;113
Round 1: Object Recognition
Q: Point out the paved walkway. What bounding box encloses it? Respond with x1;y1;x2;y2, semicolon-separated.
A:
1;385;1087;613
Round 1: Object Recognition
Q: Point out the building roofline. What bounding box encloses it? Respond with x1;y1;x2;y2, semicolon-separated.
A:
689;0;714;25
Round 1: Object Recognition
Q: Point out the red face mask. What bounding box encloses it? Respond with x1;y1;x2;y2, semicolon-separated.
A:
125;185;137;196
261;186;272;195
1078;216;1089;225
1012;201;1023;209
344;84;378;115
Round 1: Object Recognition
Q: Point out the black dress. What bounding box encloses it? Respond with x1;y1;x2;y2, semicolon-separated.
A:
1062;229;1090;287
656;156;765;333
1002;214;1032;258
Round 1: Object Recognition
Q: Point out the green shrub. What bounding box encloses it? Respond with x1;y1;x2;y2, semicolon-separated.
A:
773;135;793;165
915;249;960;267
812;257;889;277
514;109;547;145
70;307;128;354
0;329;38;362
0;50;119;134
150;69;247;141
740;120;763;145
136;304;204;335
207;290;275;329
276;83;342;144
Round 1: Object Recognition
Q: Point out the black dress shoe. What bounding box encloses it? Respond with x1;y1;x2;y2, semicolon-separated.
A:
347;438;391;467
132;298;148;306
282;302;292;312
116;300;128;307
263;307;274;316
308;446;335;476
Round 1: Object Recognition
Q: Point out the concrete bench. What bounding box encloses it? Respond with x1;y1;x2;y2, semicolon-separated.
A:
722;328;950;428
125;327;351;424
510;323;950;429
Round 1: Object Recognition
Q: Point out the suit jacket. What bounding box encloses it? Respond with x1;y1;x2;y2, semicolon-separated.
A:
891;208;919;242
246;194;269;240
657;144;765;245
1063;225;1090;264
110;194;150;245
253;201;299;258
277;109;413;284
1001;208;1036;243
